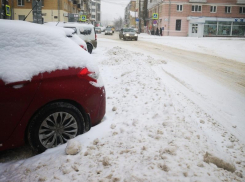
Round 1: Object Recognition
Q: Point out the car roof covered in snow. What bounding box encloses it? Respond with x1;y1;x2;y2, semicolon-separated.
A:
0;20;98;84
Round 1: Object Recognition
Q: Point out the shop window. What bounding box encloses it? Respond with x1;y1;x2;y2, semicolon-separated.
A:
176;20;181;31
240;7;245;14
192;5;201;12
204;21;217;36
225;6;231;13
232;22;245;36
218;22;231;36
177;5;183;12
18;0;24;6
210;6;216;13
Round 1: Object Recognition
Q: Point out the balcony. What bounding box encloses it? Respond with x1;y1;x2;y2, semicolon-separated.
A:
237;0;245;4
189;0;207;2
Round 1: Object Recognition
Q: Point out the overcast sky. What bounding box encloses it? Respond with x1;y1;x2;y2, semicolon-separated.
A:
101;0;130;25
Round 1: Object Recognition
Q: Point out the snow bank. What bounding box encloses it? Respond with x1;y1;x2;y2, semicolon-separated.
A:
0;20;98;84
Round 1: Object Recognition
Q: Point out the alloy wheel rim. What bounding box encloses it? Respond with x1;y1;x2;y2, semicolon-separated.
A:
38;112;78;148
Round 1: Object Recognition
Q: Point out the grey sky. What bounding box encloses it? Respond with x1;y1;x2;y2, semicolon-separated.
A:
101;0;130;25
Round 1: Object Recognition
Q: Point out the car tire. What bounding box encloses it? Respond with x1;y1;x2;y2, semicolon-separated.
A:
135;38;138;41
28;102;84;153
87;44;93;54
123;36;126;41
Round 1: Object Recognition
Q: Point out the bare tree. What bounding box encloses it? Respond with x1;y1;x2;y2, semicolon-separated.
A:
113;17;124;31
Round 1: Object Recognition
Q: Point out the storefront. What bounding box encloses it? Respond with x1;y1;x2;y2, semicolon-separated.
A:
188;17;245;37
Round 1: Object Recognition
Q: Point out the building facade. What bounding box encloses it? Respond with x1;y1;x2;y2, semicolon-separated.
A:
0;0;100;24
125;0;137;28
147;0;245;37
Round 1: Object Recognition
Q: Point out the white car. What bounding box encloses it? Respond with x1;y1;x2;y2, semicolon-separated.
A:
63;23;97;54
63;28;87;51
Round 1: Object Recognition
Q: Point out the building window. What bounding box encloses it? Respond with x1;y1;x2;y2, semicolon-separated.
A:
18;0;24;6
92;2;96;6
210;6;216;13
176;19;181;31
225;6;231;13
192;5;202;12
92;9;95;12
92;15;95;18
18;15;25;20
41;0;44;7
177;5;183;12
240;7;245;14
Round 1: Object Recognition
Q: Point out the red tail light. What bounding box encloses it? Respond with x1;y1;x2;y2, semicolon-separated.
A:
80;45;87;51
95;33;97;40
78;68;97;83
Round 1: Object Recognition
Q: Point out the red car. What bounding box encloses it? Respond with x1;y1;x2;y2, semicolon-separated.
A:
0;20;106;153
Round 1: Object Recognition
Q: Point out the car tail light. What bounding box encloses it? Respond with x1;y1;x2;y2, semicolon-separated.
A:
95;33;97;41
78;68;98;83
80;45;87;51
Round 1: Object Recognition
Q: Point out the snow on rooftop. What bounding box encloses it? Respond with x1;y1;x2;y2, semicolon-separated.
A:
0;20;98;84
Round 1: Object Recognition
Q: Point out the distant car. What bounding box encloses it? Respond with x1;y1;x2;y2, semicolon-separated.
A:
63;23;97;54
119;28;138;41
106;25;115;33
95;27;101;34
63;28;87;51
105;28;113;35
0;20;106;153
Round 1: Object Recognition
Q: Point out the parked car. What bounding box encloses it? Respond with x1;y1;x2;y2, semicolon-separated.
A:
95;27;101;34
63;28;87;51
119;28;138;41
105;28;113;35
0;20;106;153
63;23;97;54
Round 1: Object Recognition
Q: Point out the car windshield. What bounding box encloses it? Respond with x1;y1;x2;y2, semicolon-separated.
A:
106;28;112;31
123;29;135;32
95;28;101;30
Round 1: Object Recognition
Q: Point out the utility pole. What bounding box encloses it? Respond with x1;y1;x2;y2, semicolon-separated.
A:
1;0;8;19
139;0;141;33
143;0;148;27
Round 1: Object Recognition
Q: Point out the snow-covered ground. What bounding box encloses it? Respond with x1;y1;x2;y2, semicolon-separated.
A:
139;34;245;64
0;35;244;182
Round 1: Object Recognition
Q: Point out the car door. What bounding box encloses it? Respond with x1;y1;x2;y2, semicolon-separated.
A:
0;74;42;143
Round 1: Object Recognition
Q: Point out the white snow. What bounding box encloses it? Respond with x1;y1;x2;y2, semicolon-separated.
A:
139;34;245;64
0;32;244;181
0;20;96;84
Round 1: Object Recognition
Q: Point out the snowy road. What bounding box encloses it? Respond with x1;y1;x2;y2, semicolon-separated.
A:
0;33;244;182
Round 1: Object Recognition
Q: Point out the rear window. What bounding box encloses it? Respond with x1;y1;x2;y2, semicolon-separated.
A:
79;27;92;35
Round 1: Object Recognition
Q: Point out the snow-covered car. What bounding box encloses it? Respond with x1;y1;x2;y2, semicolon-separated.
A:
63;23;97;54
63;28;87;51
119;28;138;41
0;20;106;153
105;28;113;35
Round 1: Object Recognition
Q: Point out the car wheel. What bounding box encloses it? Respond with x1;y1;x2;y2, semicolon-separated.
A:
123;36;126;41
135;38;138;41
87;44;93;54
28;102;84;153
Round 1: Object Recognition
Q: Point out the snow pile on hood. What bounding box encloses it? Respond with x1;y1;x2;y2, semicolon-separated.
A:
0;20;98;84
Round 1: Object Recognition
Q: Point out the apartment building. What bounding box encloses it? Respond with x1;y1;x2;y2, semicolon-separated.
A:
3;0;80;22
148;0;245;37
125;0;137;28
